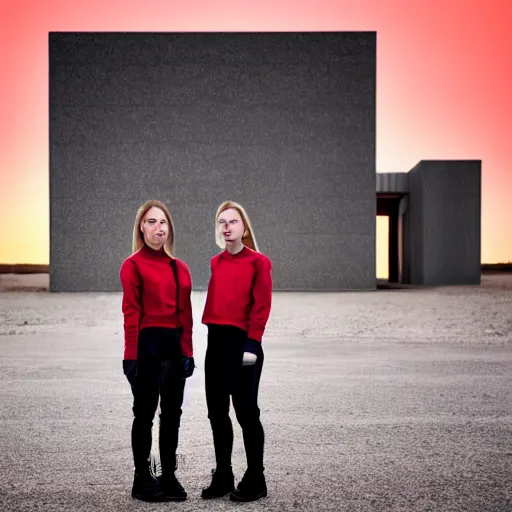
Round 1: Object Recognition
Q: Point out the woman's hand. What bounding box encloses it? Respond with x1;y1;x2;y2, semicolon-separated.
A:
122;359;138;387
180;355;195;378
243;338;261;366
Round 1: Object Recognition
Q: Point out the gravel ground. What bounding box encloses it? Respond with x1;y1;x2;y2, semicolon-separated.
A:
0;274;511;511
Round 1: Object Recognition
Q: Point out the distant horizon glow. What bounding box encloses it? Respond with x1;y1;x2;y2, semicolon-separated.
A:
1;0;511;276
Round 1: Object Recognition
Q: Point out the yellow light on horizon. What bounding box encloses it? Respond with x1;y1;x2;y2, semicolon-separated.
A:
376;215;389;280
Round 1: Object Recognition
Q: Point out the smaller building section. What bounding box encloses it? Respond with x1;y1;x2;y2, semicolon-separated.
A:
377;160;481;286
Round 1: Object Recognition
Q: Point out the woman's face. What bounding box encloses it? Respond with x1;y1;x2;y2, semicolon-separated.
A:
140;206;169;250
217;208;245;245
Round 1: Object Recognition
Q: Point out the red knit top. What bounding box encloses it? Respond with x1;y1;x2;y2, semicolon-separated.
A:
201;246;272;342
120;245;193;359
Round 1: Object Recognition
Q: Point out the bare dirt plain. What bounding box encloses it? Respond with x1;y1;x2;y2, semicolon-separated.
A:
0;274;511;511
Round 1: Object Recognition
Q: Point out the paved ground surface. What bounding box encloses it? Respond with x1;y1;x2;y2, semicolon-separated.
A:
0;274;511;511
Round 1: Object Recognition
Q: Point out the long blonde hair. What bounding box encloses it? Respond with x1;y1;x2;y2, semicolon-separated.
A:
215;200;259;252
132;200;175;257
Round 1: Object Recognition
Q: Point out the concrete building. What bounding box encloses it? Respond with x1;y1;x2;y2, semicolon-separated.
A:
377;161;481;286
49;32;481;292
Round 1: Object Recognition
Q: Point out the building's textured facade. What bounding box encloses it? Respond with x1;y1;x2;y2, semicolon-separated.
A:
404;161;481;286
49;32;481;291
50;32;376;291
376;161;481;286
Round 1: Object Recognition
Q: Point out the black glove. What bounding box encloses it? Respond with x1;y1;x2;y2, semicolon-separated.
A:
180;355;195;379
244;338;262;355
242;338;262;366
123;359;138;388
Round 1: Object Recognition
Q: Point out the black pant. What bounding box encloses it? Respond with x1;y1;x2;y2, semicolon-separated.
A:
205;325;265;473
126;327;185;475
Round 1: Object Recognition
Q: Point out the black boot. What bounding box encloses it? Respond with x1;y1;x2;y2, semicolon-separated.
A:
159;472;187;501
230;469;267;502
201;467;235;499
158;409;185;500
131;465;167;502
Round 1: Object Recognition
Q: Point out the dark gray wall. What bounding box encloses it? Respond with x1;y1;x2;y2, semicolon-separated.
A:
50;32;376;291
405;160;481;285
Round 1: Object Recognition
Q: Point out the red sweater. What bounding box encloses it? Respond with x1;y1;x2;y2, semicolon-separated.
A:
201;246;272;342
119;245;193;360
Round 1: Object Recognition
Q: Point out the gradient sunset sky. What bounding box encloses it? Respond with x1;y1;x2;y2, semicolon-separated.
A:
1;0;511;278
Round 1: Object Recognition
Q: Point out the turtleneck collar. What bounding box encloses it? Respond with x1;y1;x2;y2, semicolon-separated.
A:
141;244;169;259
221;245;249;260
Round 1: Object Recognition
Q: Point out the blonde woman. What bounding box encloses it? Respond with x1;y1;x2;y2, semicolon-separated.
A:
201;200;272;502
120;200;194;502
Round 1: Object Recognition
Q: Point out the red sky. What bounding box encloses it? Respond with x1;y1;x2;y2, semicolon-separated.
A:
1;0;510;275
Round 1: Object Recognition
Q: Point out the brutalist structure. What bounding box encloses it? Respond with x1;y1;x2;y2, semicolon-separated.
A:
49;32;481;291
